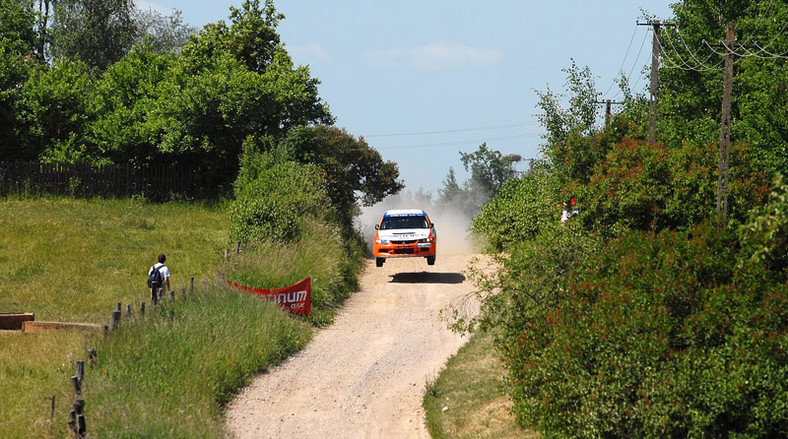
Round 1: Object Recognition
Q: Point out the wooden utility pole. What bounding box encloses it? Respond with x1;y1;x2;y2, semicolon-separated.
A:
637;20;672;144
717;22;735;226
596;100;623;126
647;20;661;144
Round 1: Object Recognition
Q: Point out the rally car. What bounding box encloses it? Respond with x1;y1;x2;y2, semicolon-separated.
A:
373;209;436;267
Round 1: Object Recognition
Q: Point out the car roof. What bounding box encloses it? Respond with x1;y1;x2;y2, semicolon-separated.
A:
383;209;427;218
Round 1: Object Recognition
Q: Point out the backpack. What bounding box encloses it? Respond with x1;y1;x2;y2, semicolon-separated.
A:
148;264;165;288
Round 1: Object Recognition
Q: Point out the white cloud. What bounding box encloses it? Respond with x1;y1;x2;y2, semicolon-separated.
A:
364;43;503;70
134;0;169;14
288;44;330;62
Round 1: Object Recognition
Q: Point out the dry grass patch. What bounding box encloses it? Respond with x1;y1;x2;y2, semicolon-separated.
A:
424;330;538;439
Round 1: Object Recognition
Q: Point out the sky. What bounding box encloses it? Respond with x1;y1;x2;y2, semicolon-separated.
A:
138;0;675;194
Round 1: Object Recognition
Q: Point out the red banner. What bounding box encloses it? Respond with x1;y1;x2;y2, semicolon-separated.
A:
228;277;311;316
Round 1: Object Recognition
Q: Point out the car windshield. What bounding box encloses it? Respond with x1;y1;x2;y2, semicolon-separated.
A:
380;216;429;230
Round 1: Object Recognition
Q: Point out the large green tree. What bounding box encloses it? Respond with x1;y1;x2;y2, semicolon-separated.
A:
281;125;404;225
49;0;138;71
0;0;40;160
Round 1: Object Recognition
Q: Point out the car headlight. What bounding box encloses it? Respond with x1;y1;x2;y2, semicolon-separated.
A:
375;238;390;245
418;236;435;243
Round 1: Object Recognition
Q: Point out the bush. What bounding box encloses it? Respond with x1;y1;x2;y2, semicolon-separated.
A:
497;218;788;438
229;152;331;243
471;162;563;252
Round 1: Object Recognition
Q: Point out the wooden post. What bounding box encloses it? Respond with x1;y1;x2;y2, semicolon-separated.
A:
71;375;81;394
126;304;132;317
75;361;85;383
717;21;735;227
235;240;241;254
190;277;195;294
648;20;661;144
110;310;121;330
224;249;230;260
140;301;145;316
50;395;55;423
73;399;85;437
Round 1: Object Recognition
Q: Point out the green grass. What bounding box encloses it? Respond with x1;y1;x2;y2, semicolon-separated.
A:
0;197;353;438
424;330;539;439
85;286;309;438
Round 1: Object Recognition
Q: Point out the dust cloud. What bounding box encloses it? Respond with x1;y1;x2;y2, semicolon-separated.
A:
356;192;480;256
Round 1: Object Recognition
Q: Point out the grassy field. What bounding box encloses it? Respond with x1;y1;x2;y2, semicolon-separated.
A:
0;197;327;438
423;330;539;439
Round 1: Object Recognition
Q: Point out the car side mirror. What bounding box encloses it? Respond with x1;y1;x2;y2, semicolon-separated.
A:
375;224;379;230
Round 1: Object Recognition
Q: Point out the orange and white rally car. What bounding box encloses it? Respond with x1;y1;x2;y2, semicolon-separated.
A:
373;209;436;267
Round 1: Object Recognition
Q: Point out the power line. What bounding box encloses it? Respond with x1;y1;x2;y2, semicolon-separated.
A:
376;133;542;150
601;25;639;99
609;27;650;101
364;121;540;138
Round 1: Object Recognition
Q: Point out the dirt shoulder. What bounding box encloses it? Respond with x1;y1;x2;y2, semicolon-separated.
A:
226;254;479;439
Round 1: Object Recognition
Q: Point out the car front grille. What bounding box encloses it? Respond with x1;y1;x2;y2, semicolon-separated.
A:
391;239;418;245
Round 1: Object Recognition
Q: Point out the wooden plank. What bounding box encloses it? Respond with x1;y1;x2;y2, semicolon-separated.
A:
22;321;102;333
0;312;35;330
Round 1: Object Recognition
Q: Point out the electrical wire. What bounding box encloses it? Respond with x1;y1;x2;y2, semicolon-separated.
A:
364;121;540;138
601;25;639;99
376;133;543;150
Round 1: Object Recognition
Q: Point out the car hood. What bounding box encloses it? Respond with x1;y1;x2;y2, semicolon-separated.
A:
377;228;432;240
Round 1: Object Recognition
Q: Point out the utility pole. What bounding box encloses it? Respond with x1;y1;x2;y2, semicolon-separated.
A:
596;100;623;126
637;20;673;144
647;20;661;144
717;22;735;226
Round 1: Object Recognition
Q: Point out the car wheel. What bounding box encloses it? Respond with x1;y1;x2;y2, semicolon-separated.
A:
376;257;385;267
426;255;435;266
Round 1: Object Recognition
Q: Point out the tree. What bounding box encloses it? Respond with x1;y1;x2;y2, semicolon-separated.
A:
281;125;404;226
180;0;283;74
0;0;40;160
131;8;194;54
49;0;138;70
657;0;788;176
88;42;174;166
19;58;96;163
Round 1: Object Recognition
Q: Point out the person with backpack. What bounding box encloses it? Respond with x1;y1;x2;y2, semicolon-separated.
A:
148;254;170;303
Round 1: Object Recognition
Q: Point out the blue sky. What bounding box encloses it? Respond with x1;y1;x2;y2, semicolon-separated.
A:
139;1;674;194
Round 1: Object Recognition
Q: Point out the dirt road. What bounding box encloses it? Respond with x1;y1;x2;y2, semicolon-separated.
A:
226;254;479;439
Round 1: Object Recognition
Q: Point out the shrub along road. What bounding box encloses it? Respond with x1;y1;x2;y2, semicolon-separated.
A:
226;254;480;438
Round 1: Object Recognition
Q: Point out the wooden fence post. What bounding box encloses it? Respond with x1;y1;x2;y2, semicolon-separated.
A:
110;310;121;330
70;375;80;395
75;361;84;383
140;301;145;316
190;277;195;294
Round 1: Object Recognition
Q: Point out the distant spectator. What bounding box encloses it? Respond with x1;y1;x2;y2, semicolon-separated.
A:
148;253;171;292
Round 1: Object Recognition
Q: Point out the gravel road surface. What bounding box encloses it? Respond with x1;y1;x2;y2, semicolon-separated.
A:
226;254;479;439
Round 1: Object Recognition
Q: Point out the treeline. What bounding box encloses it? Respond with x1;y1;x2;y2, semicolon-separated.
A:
468;1;788;438
0;0;402;209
